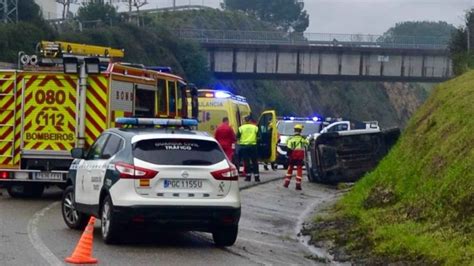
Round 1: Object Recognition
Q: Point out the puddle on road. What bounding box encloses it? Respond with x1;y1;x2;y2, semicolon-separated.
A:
295;194;335;262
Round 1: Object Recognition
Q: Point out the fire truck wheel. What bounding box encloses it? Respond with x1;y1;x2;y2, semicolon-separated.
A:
7;184;44;198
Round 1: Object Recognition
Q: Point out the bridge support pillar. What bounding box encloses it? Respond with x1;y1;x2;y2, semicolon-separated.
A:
275;50;279;73
296;51;301;75
209;49;215;73
232;48;237;73
421;54;426;77
401;55;406;77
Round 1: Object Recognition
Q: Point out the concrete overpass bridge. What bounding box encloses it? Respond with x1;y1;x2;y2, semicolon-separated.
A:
176;29;453;82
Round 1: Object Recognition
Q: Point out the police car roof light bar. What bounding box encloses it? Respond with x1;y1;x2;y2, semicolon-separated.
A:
115;117;198;127
282;116;322;122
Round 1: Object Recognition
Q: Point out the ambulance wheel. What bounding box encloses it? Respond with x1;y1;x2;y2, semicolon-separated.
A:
62;186;88;230
7;184;44;198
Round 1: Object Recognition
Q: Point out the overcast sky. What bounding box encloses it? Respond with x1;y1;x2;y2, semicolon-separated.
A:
87;0;473;34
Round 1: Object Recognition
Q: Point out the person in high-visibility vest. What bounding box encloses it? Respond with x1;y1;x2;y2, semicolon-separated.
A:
284;124;309;190
237;116;260;182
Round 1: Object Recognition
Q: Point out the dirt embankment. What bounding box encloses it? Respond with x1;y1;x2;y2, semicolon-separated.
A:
213;80;432;129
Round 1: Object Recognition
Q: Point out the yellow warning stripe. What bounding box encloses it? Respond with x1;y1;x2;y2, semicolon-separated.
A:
0;73;18;166
12;75;24;165
22;74;77;152
85;76;108;147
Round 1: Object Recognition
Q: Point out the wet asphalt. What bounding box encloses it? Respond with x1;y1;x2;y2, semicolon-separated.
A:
0;167;341;265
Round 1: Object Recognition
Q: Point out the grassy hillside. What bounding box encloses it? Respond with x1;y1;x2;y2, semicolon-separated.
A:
312;71;474;264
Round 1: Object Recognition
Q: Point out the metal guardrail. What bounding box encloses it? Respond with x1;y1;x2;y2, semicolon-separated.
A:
127;5;214;14
175;29;450;50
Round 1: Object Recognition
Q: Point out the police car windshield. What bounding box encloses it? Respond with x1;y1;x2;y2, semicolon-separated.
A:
133;138;226;166
277;121;321;136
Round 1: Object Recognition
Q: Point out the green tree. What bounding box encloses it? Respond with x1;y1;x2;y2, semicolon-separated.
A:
382;21;455;44
449;9;474;75
171;42;211;86
0;23;54;62
0;0;54;62
77;2;120;25
222;0;309;32
18;0;43;23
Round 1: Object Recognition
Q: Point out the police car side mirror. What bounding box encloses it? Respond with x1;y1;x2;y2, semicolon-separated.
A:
71;148;85;159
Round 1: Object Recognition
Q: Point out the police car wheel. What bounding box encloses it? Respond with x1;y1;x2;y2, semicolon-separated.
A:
212;225;238;247
62;186;87;230
101;195;119;244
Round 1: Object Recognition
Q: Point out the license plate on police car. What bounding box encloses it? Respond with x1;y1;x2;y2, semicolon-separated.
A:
34;172;62;180
164;179;202;189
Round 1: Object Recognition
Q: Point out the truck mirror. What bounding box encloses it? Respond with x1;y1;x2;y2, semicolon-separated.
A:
71;148;85;159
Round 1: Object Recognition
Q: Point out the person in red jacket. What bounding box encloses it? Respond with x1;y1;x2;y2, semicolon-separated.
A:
214;117;237;161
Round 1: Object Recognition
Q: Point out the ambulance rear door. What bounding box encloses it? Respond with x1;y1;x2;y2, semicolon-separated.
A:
197;97;228;135
257;110;278;162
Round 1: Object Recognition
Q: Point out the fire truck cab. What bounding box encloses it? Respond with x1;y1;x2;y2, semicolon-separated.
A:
0;41;196;198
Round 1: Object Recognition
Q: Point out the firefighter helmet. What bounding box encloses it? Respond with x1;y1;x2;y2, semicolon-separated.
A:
294;124;304;130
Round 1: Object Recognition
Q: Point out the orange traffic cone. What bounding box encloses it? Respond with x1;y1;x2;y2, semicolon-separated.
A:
65;216;98;264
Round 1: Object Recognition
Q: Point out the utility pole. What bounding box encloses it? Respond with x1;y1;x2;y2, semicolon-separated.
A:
57;0;79;20
0;0;18;23
128;0;132;22
133;0;147;27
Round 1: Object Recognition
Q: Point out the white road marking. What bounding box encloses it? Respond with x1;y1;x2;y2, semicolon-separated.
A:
27;201;63;266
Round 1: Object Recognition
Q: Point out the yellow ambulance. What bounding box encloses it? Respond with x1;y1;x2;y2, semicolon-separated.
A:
189;89;278;163
192;89;251;134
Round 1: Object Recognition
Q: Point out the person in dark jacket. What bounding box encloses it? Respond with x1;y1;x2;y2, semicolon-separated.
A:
214;117;237;161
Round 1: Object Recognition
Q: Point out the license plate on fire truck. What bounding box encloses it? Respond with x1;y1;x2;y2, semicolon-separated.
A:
34;172;62;180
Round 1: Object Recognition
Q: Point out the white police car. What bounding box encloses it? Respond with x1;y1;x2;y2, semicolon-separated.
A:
61;118;240;246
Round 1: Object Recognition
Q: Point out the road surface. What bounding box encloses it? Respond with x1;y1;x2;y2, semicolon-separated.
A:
0;169;340;265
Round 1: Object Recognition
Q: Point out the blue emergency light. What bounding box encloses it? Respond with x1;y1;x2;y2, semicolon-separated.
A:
282;116;321;122
116;117;198;127
214;91;231;98
145;66;172;73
